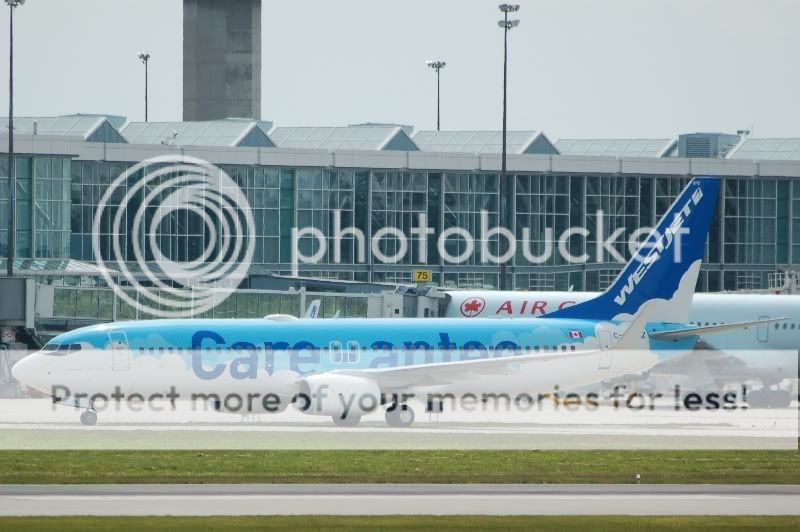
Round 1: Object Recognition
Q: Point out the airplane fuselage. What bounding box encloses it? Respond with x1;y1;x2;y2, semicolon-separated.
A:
445;291;800;354
13;317;679;401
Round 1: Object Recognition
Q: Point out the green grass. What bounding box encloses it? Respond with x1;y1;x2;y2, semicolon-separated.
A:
0;450;798;484
0;516;799;531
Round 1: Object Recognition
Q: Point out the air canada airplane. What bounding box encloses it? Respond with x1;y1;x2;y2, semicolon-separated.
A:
15;177;764;427
444;290;800;354
444;286;800;406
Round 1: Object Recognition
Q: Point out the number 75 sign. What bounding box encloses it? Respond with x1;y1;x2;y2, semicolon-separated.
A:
413;270;432;283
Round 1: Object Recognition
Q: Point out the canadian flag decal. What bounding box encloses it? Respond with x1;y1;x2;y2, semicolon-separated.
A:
568;330;582;339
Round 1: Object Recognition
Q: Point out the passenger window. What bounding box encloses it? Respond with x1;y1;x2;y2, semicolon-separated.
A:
330;341;344;364
347;341;360;364
783;323;788;330
570;345;576;352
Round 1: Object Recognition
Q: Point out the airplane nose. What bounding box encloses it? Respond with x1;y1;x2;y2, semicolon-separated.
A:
11;356;28;383
11;355;36;386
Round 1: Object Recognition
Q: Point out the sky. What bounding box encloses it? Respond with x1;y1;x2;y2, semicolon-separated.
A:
0;0;798;139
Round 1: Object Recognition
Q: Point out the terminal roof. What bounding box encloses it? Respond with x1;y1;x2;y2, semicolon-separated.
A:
555;138;677;158
269;126;418;151
411;130;558;155
121;119;274;148
727;138;800;160
1;115;127;143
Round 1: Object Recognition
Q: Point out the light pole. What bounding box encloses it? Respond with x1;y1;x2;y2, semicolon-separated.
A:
497;4;519;291
426;60;446;131
6;0;24;277
137;52;150;122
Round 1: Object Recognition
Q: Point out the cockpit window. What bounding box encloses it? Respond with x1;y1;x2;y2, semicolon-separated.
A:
42;344;66;356
42;343;81;356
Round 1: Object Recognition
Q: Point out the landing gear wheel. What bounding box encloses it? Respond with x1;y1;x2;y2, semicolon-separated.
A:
80;410;98;426
385;404;415;428
332;414;361;427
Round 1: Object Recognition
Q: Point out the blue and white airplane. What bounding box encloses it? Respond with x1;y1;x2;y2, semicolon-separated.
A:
14;177;740;427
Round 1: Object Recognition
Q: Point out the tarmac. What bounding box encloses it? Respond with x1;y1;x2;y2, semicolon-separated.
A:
0;484;798;516
0;398;796;450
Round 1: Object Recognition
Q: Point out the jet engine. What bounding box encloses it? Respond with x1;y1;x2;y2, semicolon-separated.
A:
296;374;381;422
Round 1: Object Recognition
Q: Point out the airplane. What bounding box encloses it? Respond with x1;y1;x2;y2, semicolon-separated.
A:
444;290;800;353
264;299;322;321
14;177;741;427
443;289;800;407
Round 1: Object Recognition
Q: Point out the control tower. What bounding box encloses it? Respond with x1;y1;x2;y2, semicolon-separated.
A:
183;0;261;120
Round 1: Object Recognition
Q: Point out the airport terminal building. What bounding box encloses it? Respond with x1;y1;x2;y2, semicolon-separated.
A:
2;116;800;295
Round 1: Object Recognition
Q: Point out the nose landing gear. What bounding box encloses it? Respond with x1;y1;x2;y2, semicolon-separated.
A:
79;410;98;426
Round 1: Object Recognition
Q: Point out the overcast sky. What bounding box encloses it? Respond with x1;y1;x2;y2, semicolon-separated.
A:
0;0;797;139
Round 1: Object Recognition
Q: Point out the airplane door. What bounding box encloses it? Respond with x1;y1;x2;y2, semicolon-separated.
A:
757;315;769;343
108;331;131;371
597;328;613;369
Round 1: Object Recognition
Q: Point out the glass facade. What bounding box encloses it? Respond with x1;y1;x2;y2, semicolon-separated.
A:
3;152;800;293
0;155;70;260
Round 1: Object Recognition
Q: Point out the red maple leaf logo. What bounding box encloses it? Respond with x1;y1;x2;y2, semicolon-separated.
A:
460;297;485;317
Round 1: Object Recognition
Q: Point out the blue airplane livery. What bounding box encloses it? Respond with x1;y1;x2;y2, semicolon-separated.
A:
14;177;763;428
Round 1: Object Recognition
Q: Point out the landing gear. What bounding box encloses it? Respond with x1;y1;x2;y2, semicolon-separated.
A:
332;414;361;427
80;410;98;426
385;404;415;428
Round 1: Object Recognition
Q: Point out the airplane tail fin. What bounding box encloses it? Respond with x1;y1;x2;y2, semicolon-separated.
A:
304;299;321;319
543;177;720;323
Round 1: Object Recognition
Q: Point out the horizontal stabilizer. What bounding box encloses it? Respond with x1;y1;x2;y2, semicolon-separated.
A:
648;317;788;340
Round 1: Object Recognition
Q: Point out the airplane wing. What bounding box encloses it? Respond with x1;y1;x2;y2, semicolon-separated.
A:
334;300;655;389
334;348;603;388
648;317;787;340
